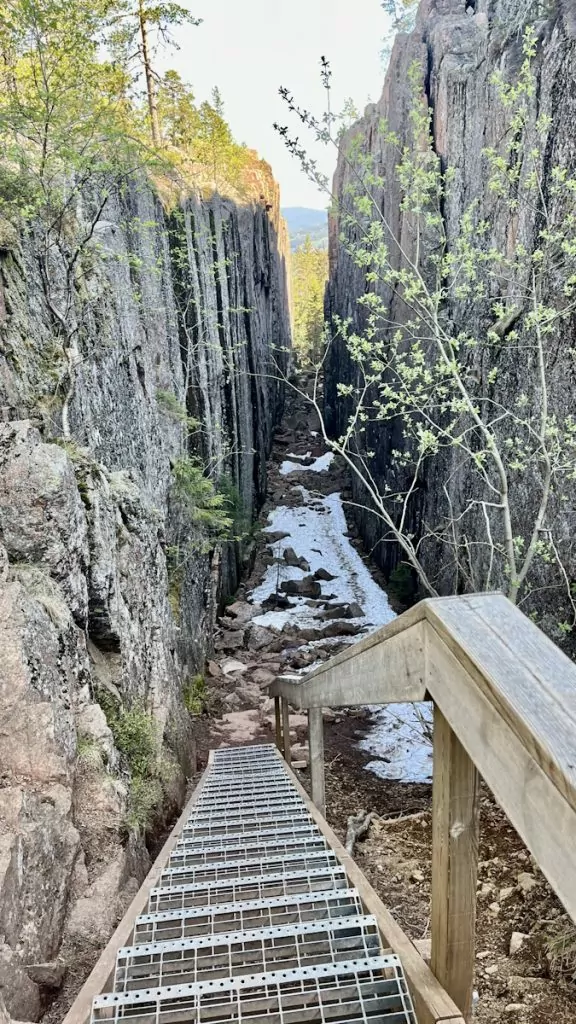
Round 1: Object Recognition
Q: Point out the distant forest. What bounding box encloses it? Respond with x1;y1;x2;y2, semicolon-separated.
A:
282;207;328;251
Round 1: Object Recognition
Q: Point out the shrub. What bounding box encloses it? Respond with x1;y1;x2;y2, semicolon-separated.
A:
183;674;206;715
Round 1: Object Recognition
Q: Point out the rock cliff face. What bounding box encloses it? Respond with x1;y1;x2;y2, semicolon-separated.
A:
0;173;289;1018
325;0;576;635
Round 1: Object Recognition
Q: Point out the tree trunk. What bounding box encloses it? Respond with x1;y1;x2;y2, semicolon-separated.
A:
139;1;161;147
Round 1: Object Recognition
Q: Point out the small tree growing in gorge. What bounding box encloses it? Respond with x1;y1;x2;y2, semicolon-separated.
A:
275;32;576;632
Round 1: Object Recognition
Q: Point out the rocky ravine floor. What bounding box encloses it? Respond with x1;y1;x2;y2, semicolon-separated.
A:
200;383;576;1024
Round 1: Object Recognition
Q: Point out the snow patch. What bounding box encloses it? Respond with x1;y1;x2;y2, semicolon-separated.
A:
248;477;432;783
250;488;394;631
358;703;433;783
280;452;335;475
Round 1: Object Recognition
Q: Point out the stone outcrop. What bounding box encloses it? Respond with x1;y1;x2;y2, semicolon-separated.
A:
0;171;289;1017
325;0;576;639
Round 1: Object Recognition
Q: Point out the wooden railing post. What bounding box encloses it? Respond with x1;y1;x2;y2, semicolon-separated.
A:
274;696;282;751
281;697;292;766
431;704;480;1021
308;707;326;815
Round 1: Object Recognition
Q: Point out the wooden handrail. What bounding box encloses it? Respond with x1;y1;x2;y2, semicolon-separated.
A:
270;592;576;1020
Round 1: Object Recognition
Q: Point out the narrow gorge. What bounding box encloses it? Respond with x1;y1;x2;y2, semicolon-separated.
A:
1;2;576;1024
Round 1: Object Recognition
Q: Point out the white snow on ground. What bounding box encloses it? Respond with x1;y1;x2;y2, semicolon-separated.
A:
249;461;432;782
279;452;335;476
250;488;394;631
358;703;433;783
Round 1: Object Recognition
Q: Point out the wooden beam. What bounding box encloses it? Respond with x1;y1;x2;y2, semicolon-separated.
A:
431;707;479;1020
62;759;212;1024
281;697;291;765
308;707;325;814
274;695;282;751
275;751;464;1024
426;630;576;924
270;623;427;708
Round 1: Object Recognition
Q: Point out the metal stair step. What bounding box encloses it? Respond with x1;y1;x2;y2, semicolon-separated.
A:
114;916;382;990
147;864;350;914
182;811;312;837
91;956;416;1024
133;888;363;944
175;823;319;852
159;850;339;887
168;835;328;868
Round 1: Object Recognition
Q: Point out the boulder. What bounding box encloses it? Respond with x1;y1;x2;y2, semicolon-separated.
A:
265;531;291;544
24;961;66;990
220;658;248;676
251;668;276;687
283;548;310;572
246;624;278;651
214;630;245;652
314;568;338;582
280;577;322;599
226;600;258;623
261;593;294;610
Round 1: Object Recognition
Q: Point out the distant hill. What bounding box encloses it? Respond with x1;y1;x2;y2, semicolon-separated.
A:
282;207;328;252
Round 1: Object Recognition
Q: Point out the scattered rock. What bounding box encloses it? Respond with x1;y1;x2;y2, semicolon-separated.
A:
226;600;258;622
314;567;338;581
281;577;322;599
283;547;310;571
261;593;294;611
499;886;515;902
266;531;291;544
504;1005;524;1015
220;658;248;676
214;630;245;652
246;624;277;651
485;964;498;976
25;961;66;990
319;620;364;639
509;932;527;956
517;872;537;894
206;660;221;678
410;868;425;883
251;668;276;687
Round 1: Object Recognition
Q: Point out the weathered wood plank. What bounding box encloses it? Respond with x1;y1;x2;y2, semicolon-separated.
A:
271;622;427;708
427;595;576;816
274;695;282;750
426;629;576;923
431;707;479;1020
277;751;465;1024
62;760;212;1024
281;696;291;765
308;707;325;814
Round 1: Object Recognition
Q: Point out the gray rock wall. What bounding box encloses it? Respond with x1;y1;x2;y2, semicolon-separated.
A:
325;0;576;639
0;173;289;1017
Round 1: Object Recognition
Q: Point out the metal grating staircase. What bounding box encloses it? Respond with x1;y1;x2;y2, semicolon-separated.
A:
90;744;416;1024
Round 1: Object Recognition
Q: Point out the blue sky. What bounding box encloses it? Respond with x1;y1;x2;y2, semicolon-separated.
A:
160;0;389;208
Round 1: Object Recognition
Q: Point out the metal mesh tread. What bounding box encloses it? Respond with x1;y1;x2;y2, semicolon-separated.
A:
114;916;382;990
133;889;364;944
89;744;416;1024
92;957;415;1024
148;865;351;914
